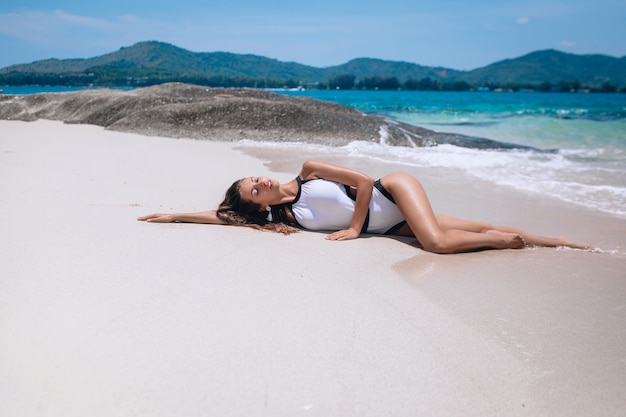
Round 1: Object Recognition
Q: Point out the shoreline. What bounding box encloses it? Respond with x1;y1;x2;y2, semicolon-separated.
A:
233;140;625;254
2;120;625;416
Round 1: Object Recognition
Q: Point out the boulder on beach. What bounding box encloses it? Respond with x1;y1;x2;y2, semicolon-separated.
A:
0;82;528;150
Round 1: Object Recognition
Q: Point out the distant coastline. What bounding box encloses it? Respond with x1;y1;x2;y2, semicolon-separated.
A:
0;83;620;96
1;41;624;93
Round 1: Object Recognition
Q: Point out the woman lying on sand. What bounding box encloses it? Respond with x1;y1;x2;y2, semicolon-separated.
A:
138;160;591;254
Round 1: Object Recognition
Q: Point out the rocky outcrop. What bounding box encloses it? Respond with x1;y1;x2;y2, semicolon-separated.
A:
0;82;528;149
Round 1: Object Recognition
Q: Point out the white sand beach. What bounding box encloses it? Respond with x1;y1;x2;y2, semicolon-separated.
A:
1;120;625;416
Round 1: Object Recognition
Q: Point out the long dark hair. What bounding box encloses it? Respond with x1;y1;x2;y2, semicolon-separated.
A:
216;179;299;235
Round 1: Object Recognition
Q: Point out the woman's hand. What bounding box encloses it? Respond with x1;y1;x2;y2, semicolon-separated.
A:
325;228;360;241
137;213;176;223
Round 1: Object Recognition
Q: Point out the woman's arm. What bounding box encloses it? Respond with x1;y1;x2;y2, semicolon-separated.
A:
299;160;374;240
137;210;227;224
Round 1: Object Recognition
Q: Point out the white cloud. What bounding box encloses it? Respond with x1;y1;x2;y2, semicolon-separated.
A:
1;11;93;35
52;10;115;29
517;17;530;24
0;10;147;43
0;9;164;63
560;40;576;48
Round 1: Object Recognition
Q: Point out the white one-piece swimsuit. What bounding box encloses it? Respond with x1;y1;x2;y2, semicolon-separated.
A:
290;177;406;234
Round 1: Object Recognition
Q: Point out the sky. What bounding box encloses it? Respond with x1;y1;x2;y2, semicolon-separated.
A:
1;0;625;71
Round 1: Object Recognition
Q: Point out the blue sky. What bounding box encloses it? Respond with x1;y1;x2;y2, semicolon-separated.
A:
1;0;625;70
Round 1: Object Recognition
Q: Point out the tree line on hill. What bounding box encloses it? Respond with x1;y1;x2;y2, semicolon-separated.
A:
323;74;624;93
1;69;624;94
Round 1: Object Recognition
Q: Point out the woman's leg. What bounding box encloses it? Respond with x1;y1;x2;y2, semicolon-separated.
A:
434;214;591;249
380;173;524;253
382;173;591;252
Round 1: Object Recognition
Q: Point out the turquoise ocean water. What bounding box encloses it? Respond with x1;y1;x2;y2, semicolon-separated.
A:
4;86;625;218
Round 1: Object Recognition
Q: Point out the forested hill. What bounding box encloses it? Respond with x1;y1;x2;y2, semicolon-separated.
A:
463;50;626;86
1;41;625;89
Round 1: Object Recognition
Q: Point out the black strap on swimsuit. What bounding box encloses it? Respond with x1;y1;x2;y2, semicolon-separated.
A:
287;177;303;228
374;179;395;202
374;179;407;235
293;176;303;204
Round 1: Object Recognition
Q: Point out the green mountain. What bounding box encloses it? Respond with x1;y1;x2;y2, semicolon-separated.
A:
0;41;457;81
322;57;462;82
464;49;626;85
1;40;624;87
1;41;321;80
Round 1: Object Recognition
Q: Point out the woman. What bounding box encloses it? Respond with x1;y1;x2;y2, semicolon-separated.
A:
138;160;591;254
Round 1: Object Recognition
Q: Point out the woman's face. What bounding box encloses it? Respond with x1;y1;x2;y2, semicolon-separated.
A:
239;176;280;209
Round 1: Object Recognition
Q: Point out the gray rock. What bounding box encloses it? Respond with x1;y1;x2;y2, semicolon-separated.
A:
0;82;534;150
0;83;436;146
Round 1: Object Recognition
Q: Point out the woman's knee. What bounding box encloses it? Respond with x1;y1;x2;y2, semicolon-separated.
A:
420;238;456;254
416;230;457;254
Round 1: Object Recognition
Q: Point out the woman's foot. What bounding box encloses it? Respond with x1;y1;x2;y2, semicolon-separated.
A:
486;230;526;249
550;238;594;250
